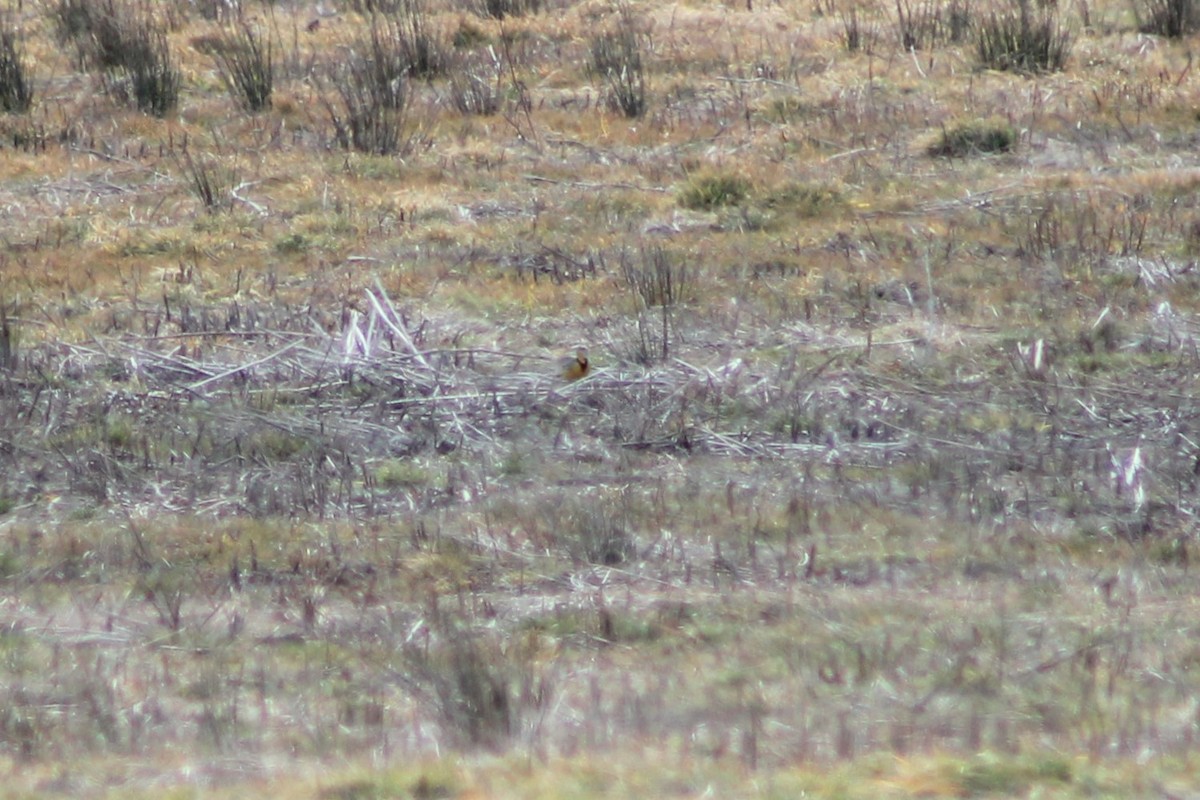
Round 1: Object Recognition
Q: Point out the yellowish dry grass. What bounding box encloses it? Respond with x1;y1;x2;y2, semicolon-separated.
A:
2;0;1200;796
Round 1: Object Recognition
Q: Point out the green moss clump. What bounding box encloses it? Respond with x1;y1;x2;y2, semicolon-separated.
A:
928;120;1018;157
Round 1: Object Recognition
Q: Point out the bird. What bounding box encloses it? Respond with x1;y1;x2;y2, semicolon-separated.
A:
560;346;591;381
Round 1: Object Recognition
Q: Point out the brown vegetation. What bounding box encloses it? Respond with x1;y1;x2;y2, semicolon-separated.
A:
1;0;1200;796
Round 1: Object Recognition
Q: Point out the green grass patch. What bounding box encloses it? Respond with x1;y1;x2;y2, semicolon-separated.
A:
928;120;1018;157
678;173;752;210
761;181;844;218
375;459;433;488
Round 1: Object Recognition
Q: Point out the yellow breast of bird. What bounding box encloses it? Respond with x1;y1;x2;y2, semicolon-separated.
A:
563;352;590;381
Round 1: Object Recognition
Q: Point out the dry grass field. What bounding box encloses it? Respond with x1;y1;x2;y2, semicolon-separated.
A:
2;0;1200;796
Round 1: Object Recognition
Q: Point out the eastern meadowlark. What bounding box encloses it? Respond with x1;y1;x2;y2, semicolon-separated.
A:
561;346;591;381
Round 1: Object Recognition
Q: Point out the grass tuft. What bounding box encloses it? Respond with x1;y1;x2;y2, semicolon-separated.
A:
0;303;15;372
52;0;179;114
174;143;239;213
401;624;532;750
589;4;647;118
0;17;32;113
927;119;1018;157
472;0;542;20
976;0;1072;73
209;17;273;112
448;54;500;116
120;13;179;116
678;172;752;210
840;6;881;53
1134;0;1200;36
763;182;844;218
894;0;972;50
390;0;449;80
319;14;421;155
50;0;122;69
